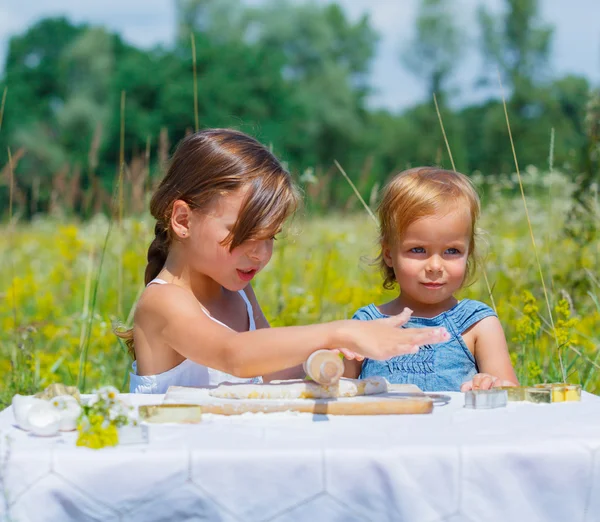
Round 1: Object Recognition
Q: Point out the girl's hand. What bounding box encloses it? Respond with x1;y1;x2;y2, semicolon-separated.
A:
332;348;364;361
332;308;414;361
339;308;450;361
460;373;518;391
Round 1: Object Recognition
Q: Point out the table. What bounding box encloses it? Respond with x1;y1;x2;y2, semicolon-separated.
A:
1;392;600;522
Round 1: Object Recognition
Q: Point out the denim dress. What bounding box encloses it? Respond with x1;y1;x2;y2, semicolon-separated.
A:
356;299;496;392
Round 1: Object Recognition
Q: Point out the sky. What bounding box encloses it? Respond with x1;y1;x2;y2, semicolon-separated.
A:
0;0;599;111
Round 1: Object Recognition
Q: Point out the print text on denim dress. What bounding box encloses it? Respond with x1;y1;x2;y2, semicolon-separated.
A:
355;299;496;392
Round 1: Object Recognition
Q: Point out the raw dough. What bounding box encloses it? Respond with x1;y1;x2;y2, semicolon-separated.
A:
208;377;389;400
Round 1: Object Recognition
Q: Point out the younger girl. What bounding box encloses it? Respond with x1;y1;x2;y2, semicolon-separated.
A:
345;167;518;392
119;130;450;393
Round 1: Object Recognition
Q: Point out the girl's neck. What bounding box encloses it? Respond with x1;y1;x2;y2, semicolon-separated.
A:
161;254;226;306
383;293;459;319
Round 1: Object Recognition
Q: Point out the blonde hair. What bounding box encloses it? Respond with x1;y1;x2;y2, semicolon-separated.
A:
378;167;481;290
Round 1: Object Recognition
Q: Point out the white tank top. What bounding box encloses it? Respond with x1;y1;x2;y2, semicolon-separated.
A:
129;278;261;394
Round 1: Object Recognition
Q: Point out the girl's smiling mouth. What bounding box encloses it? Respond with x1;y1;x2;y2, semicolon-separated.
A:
237;268;258;281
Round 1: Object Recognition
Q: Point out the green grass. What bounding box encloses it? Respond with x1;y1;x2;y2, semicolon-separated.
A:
0;168;598;406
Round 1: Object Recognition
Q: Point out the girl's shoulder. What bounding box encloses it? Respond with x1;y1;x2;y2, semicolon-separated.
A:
352;303;387;321
447;299;497;334
135;281;200;324
452;299;496;317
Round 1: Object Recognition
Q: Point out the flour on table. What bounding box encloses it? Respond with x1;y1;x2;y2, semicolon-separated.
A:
208;377;389;400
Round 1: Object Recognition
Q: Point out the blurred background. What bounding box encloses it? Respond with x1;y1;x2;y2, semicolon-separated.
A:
1;0;599;214
1;0;599;400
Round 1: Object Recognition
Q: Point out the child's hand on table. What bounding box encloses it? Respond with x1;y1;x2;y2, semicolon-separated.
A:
461;373;518;391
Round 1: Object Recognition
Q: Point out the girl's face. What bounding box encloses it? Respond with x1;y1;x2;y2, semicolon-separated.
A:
383;209;472;308
186;188;275;291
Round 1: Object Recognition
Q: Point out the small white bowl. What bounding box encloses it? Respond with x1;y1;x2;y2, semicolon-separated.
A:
26;402;61;437
12;395;47;431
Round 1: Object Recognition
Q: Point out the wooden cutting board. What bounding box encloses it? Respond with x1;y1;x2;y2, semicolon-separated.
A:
163;383;432;415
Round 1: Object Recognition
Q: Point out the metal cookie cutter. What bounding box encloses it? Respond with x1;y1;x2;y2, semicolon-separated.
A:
464;389;508;409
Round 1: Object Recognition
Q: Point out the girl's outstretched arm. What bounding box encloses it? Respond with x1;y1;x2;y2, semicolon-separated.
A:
243;284;304;382
135;284;449;379
460;316;519;391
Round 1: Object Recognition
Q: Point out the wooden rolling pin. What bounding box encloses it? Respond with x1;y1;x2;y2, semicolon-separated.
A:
153;396;433;416
303;350;345;385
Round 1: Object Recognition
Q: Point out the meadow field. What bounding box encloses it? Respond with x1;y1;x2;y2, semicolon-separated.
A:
0;166;598;407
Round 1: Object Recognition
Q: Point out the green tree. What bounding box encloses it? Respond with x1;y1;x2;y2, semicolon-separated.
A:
247;1;378;172
175;0;248;45
401;0;465;100
473;0;556;174
0;18;86;213
478;0;553;96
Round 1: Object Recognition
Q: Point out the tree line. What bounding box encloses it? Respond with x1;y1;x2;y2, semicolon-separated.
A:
0;0;598;217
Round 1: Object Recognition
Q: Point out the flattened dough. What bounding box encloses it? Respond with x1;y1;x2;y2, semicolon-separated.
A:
208;377;389;400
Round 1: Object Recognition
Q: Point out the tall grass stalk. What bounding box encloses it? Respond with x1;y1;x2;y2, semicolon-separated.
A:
7;148;17;336
432;93;497;313
77;183;119;390
433;93;456;171
0;87;7;132
117;91;126;318
546;128;557;296
191;32;199;132
144;135;151;195
497;71;566;382
333;160;377;224
77;243;96;366
77;219;114;391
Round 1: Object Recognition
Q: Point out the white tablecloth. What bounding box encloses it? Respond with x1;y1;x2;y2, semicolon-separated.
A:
1;392;600;522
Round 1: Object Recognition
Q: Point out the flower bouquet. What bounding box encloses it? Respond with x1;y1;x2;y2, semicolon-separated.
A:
76;386;142;449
